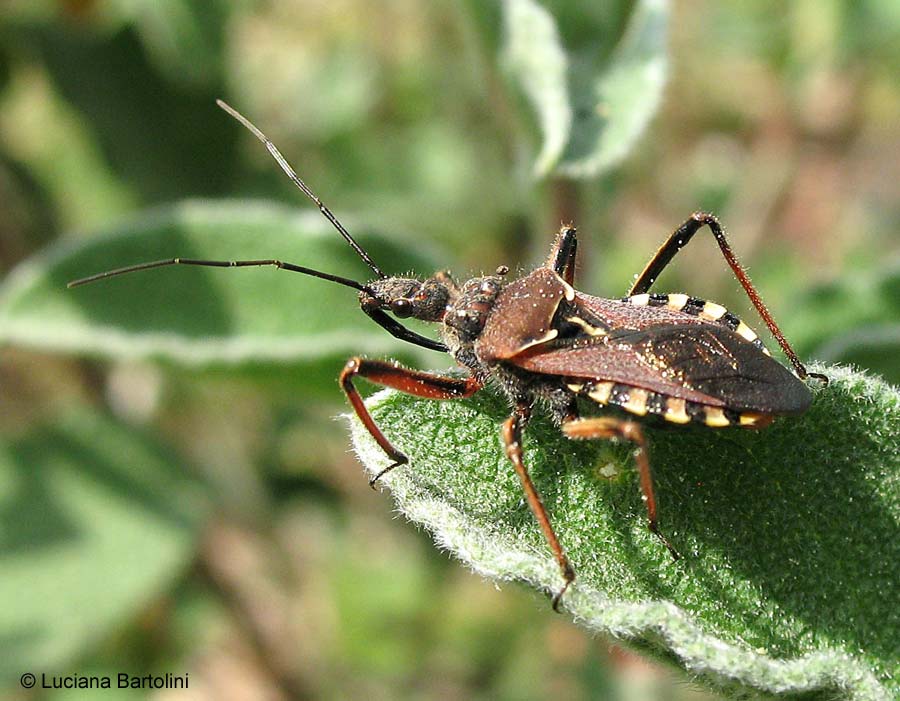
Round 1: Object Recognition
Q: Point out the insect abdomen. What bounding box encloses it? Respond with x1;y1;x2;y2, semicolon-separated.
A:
565;379;773;428
619;292;771;356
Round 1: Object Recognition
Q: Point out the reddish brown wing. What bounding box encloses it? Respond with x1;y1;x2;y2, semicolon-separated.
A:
513;296;812;415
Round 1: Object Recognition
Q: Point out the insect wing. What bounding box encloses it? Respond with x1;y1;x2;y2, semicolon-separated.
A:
514;304;811;414
622;324;810;413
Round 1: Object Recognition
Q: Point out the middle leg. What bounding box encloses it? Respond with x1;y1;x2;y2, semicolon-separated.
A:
502;402;575;611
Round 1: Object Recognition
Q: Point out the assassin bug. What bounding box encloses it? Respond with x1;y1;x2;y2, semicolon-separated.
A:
70;100;827;610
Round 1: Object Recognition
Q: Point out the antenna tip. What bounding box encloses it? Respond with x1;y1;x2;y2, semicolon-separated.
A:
215;99;266;143
67;276;92;288
216;98;237;118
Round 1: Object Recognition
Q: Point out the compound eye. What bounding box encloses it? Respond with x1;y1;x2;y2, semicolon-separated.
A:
391;299;413;318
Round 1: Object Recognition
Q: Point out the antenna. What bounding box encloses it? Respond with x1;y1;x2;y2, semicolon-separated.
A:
216;99;386;279
67;100;388;292
67;257;368;291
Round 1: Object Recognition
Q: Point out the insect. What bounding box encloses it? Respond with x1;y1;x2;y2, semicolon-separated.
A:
70;100;827;610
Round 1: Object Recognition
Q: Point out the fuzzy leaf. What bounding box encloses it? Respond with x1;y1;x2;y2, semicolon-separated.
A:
349;365;898;700
104;0;231;86
0;200;441;369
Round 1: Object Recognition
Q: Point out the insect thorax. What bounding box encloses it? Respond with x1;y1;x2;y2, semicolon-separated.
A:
441;275;504;369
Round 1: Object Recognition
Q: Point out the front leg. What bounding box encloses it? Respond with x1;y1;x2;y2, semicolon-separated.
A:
341;357;482;485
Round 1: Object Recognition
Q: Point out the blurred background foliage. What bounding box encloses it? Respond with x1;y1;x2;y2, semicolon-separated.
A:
0;1;897;699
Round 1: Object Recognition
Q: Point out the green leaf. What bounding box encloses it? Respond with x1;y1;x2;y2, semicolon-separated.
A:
349;365;898;700
0;200;443;369
557;0;668;177
816;325;900;386
0;410;207;681
500;0;572;175
103;0;231;87
789;258;900;358
786;259;900;384
20;24;235;203
501;0;669;177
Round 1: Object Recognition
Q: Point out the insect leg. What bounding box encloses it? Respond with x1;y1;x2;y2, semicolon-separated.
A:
547;225;578;285
563;417;681;561
629;211;826;383
341;358;482;486
501;403;575;611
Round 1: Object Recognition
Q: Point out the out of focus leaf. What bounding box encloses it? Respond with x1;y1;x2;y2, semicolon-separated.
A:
27;24;233;202
0;200;444;370
103;0;231;87
556;0;668;177
816;325;900;384
0;60;138;231
0;155;59;262
0;410;207;681
351;366;898;700
501;0;669;177
501;0;571;175
791;258;900;382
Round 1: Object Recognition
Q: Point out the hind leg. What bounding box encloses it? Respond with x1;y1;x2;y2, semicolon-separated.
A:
563;416;680;560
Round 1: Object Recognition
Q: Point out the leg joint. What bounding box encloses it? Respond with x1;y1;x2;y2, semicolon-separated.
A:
339;356;363;388
691;210;719;225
